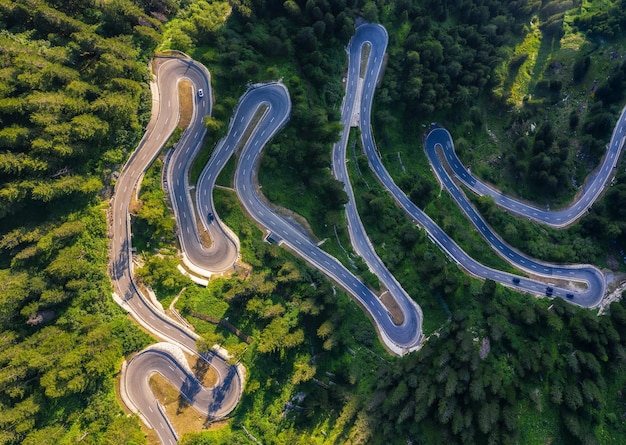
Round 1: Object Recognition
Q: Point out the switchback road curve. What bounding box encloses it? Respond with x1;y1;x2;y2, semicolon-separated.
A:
222;82;422;355
111;23;617;443
426;129;605;305
331;27;424;352
109;55;242;444
428;106;626;228
349;23;605;307
164;59;239;276
124;344;240;445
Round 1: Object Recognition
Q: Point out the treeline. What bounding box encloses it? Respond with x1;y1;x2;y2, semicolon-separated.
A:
131;158;176;251
579;164;626;247
0;0;168;218
502;55;626;198
0;0;170;443
353;290;626;444
136;1;626;444
0;208;152;445
375;0;537;121
474;194;604;265
473;156;626;266
572;0;626;38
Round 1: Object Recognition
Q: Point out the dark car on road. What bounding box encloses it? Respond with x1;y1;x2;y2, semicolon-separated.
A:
208;212;214;223
512;277;520;285
546;286;554;296
566;293;574;299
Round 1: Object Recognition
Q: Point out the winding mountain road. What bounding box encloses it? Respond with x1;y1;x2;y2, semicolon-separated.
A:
349;23;606;307
108;23;622;445
428;108;626;228
109;55;242;445
124;344;240;445
222;83;423;355
330;27;424;352
164;59;239;276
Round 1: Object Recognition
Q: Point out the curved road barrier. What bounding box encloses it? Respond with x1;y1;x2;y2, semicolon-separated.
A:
109;55;242;444
349;23;606;307
427;107;626;228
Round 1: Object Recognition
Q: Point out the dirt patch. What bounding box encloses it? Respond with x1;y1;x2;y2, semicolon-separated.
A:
274;207;319;243
360;42;371;78
145;427;160;445
177;79;193;130
380;290;405;325
524;271;588;293
232;104;319;243
235;104;268;152
147;354;222;441
598;275;626;314
190;192;213;249
128;174;145;215
148;374;211;438
377;52;389;87
186;352;219;387
226;104;323;245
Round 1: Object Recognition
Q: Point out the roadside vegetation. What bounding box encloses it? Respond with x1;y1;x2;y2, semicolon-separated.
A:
155;1;626;444
132;158;176;252
176;188;392;443
446;0;626;212
470;189;620;270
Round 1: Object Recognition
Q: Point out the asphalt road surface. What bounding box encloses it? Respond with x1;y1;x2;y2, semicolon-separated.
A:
428;105;626;228
109;55;242;444
425;129;606;306
330;25;424;352
165;59;239;275
125;345;240;445
350;24;606;307
220;82;422;355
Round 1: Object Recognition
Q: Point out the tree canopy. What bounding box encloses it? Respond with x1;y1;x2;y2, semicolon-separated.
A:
0;0;163;443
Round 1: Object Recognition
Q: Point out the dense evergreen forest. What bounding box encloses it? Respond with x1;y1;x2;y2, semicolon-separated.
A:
0;0;170;443
2;0;626;444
